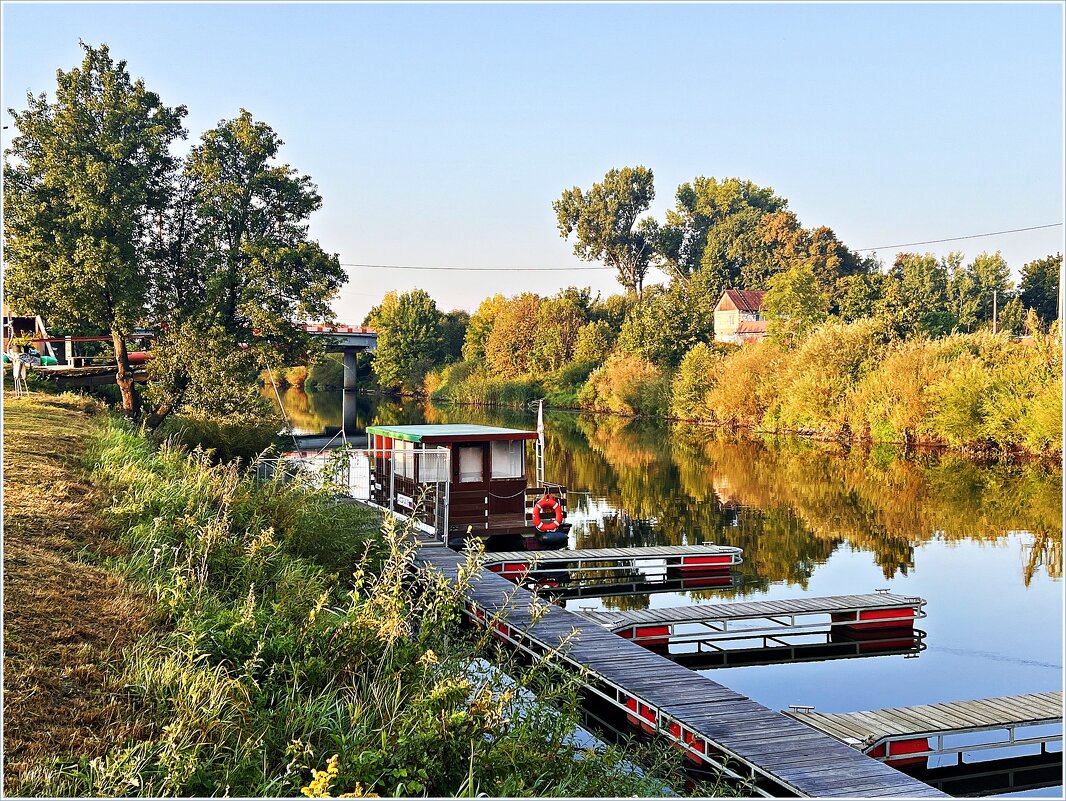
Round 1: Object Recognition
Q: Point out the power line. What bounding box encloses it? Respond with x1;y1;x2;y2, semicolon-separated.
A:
336;222;1064;272
339;262;611;272
855;223;1063;252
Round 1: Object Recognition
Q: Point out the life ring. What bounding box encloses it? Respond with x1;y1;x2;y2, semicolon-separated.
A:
532;493;564;532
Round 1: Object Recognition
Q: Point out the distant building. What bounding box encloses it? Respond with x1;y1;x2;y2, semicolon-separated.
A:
713;289;768;344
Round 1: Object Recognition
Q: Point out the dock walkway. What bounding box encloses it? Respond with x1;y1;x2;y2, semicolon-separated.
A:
416;544;945;798
786;692;1063;762
483;544;743;568
577;592;924;644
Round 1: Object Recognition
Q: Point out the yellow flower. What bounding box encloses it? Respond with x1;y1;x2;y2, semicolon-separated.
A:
418;649;439;666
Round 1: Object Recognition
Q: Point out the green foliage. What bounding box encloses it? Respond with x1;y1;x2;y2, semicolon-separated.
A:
878;253;955;337
369;289;446;393
430;361;543;408
484;293;542;377
461;294;506;362
154;412;282;465
531;295;587;371
1019;253;1062;323
617;272;719;367
763;264;829;346
38;420;709;798
573;321;615;365
998;296;1025;335
670;343;726;420
440;310;470;364
580;354;670;417
553;166;655;295
4;42;188;412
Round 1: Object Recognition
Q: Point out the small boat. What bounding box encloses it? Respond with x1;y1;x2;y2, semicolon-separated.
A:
365;423;570;551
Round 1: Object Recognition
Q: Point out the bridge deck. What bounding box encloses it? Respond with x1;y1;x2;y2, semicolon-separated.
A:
416;544;944;798
785;692;1064;750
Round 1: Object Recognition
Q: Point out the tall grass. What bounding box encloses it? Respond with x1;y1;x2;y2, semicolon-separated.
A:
18;419;717;797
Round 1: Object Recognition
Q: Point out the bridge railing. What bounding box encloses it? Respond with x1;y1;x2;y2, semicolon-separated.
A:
256;447;451;542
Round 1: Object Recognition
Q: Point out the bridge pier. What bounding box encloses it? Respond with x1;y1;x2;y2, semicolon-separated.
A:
342;350;358;438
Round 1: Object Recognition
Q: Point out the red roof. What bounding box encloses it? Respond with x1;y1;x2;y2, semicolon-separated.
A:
722;289;766;313
736;320;768;334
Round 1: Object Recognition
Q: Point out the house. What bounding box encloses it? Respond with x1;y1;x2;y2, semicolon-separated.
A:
713;289;768;344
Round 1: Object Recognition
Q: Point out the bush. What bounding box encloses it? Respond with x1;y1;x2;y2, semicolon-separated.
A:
581;354;670;417
671;343;725;420
703;341;785;429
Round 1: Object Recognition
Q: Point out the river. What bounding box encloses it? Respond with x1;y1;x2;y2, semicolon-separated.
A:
277;386;1063;795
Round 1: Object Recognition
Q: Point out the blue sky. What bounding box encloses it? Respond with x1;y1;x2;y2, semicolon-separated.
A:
3;2;1063;322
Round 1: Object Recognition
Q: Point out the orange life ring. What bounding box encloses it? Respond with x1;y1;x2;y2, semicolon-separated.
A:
532;493;564;532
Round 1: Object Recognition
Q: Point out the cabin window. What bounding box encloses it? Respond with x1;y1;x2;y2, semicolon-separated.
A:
419;445;447;482
490;440;524;479
458;446;483;483
396;440;414;479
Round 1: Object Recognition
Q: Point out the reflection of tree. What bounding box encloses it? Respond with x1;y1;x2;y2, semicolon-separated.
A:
1024;532;1063;586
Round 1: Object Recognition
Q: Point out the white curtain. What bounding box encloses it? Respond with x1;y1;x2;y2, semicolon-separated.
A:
490;440;524;479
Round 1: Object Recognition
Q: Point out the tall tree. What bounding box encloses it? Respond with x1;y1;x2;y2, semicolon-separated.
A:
966;251;1012;326
1019;253;1062;324
369;289;445;393
651;176;787;282
553;166;655;296
878;252;954;337
3;42;187;414
144;110;346;426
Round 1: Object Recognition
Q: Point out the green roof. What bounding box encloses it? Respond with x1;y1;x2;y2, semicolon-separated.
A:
365;424;538;443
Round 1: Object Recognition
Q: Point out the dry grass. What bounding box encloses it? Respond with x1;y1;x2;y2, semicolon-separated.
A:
2;391;154;792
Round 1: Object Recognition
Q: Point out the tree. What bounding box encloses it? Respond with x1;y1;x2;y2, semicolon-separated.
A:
651;176;787;282
462;294;506;361
3;42;188;414
531;295;587;372
144;110;345;426
484;293;542;376
369;290;445;392
967;251;1012;326
440;310;470;364
836;273;886;322
617;270;720;367
877;253;954;337
763;264;830;346
1019;253;1062;324
553;166;655;296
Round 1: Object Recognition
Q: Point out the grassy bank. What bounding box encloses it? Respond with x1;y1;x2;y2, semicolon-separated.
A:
5;394;716;797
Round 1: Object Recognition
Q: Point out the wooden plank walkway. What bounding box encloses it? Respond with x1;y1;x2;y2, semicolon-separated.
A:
785;692;1064;753
416;544;945;798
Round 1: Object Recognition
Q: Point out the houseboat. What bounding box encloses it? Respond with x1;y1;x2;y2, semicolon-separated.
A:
365;423;570;550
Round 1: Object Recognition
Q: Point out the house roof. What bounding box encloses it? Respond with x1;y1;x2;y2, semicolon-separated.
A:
736;320;769;334
366;424;538;444
719;289;766;313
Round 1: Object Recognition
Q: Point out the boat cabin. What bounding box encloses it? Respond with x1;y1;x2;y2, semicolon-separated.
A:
365;423;569;549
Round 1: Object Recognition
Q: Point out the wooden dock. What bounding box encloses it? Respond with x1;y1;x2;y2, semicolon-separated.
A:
416;544;945;798
785;692;1063;764
577;592;924;645
481;544;742;584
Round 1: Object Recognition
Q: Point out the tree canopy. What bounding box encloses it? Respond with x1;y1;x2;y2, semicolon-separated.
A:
3;41;188;413
553;166;655;296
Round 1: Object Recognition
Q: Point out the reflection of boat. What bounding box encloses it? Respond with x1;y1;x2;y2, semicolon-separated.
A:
366;423;570;550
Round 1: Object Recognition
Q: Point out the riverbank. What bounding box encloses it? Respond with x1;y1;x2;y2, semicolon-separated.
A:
426;324;1063;460
3;391;715;797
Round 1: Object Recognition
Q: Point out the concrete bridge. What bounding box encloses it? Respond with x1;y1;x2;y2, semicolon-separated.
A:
303;324;378;436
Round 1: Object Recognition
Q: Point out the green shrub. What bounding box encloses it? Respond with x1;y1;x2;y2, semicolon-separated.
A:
671;343;725;420
581;354;670;417
154;412;283;465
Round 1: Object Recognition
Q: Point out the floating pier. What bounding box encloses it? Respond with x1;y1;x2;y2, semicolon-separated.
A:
482;544;743;585
576;592;925;649
416;544;945;798
785;692;1063;767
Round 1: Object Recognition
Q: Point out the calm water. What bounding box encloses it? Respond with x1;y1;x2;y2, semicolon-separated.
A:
279;387;1063;791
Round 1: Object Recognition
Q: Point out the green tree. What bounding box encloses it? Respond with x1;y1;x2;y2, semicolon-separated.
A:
651;176;787;282
573;321;615;365
836;273;886;322
968;251;1012;326
998;296;1025;336
878;253;954;337
1019;253;1062;324
440;310;470;364
763;264;830;346
369;290;445;393
462;294;506;361
531;294;587;372
3;42;188;414
617;271;719;367
145;110;345;426
553;166;655;296
484;293;542;376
